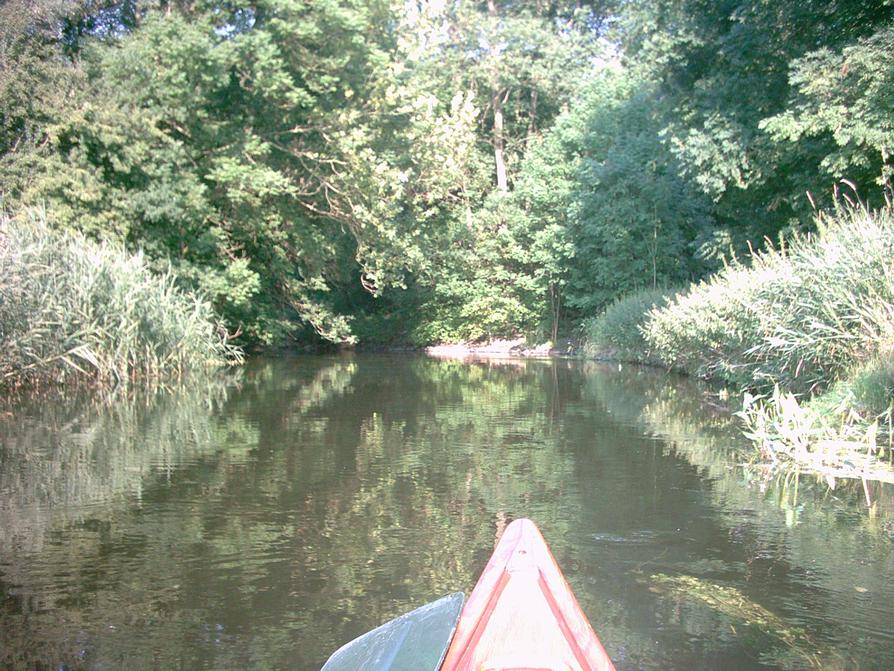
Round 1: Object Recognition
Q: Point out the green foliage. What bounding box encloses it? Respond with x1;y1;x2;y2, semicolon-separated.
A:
0;1;85;204
616;0;894;230
3;0;894;351
567;73;714;312
581;288;677;362
23;4;413;346
0;209;241;388
404;0;608;189
409;236;543;344
360;0;611;344
645;206;894;395
761;24;894;196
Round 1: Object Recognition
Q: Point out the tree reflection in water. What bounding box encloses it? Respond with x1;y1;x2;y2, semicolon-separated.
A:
1;356;892;670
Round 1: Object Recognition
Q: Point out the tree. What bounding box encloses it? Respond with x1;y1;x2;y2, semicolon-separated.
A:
379;0;612;342
614;0;894;235
564;69;712;313
25;1;423;345
761;24;894;205
403;0;610;191
0;0;84;205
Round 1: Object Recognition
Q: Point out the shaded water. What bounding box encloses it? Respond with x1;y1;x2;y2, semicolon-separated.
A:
1;355;893;670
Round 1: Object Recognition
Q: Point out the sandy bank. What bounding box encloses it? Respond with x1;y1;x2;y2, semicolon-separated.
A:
424;338;577;359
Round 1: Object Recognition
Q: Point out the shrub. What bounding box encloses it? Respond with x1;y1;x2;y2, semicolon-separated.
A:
849;353;894;417
0;209;242;388
581;287;677;362
644;206;894;394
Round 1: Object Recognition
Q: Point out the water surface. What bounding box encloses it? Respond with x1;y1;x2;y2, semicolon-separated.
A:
1;355;893;670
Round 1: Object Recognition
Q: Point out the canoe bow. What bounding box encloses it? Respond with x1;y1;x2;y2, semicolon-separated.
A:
440;518;615;671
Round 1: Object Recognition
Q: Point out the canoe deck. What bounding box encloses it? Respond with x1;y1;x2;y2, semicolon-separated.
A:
440;518;616;671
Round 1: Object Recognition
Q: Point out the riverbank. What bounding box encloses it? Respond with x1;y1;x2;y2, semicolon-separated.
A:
424;338;577;359
581;205;894;486
0;211;241;389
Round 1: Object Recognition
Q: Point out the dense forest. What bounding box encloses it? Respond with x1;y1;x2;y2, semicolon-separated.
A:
2;0;893;350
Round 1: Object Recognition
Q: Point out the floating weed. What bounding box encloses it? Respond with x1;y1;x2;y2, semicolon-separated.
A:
737;386;894;487
650;573;839;669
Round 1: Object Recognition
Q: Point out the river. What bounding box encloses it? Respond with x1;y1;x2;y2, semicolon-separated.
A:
1;355;893;670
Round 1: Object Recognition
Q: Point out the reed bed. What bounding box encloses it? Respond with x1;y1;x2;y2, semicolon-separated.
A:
0;210;242;388
644;206;894;396
738;386;894;488
586;205;894;483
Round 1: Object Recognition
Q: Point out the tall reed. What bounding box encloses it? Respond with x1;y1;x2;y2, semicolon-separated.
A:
644;206;894;395
634;205;894;483
0;209;242;388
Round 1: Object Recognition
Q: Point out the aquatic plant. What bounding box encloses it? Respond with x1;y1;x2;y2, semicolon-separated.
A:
0;209;242;388
738;386;894;487
650;573;830;669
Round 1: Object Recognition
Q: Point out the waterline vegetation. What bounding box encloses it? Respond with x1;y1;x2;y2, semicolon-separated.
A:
580;288;677;365
739;387;894;488
584;205;894;484
0;210;242;389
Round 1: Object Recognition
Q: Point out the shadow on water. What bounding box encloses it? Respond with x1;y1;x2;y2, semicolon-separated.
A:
0;355;892;670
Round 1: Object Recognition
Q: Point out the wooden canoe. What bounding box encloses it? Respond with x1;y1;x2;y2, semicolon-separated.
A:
440;518;616;671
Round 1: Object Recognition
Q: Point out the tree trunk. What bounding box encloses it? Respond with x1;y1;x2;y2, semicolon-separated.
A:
493;88;509;191
550;282;561;342
488;0;509;192
527;88;538;145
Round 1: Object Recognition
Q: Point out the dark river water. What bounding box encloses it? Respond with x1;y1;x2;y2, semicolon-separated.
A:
2;355;893;670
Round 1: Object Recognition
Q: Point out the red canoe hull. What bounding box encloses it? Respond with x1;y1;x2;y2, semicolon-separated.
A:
440;518;616;671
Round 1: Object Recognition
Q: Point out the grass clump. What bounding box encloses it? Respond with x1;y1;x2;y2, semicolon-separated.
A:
581;287;676;363
849;353;894;416
636;204;894;484
0;210;242;388
644;206;894;395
